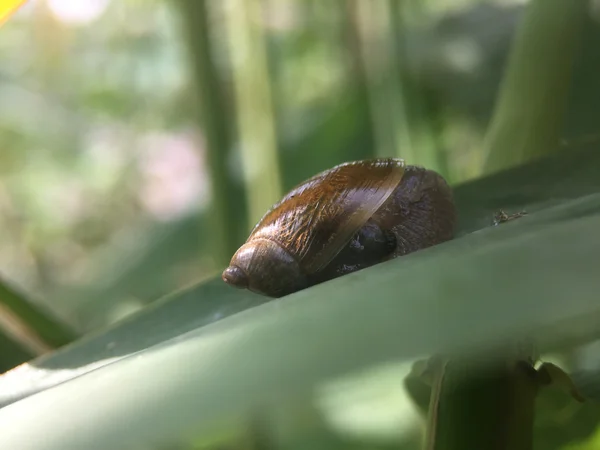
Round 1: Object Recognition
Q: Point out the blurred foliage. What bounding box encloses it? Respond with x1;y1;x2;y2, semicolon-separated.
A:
2;0;598;335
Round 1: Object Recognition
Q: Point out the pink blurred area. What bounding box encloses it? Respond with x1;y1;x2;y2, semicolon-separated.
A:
137;131;209;221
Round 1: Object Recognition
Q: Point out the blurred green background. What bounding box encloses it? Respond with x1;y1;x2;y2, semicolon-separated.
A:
3;0;599;334
2;1;600;448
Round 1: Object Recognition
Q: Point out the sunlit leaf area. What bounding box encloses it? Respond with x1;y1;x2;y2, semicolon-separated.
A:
1;0;600;449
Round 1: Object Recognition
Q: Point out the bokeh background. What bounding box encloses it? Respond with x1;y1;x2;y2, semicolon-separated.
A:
1;0;600;335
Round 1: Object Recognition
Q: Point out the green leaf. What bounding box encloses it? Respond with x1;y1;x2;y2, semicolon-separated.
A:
0;277;77;372
0;279;267;407
0;333;31;374
0;145;600;449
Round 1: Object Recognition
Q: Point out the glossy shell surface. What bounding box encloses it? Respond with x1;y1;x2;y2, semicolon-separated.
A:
223;158;456;297
248;158;406;273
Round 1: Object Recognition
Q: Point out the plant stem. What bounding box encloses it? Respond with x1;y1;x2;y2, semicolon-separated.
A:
424;356;538;450
176;0;245;267
223;0;283;226
352;0;412;160
482;0;588;173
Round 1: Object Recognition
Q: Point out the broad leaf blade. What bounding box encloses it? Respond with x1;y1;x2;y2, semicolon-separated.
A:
0;279;267;407
0;198;599;449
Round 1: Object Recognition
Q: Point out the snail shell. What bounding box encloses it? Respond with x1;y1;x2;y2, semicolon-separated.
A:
222;158;456;297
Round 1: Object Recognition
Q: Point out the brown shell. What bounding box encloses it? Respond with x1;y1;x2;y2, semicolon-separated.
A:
247;158;406;274
370;164;456;258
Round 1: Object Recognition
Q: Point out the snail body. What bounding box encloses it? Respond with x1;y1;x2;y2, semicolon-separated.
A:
222;158;456;297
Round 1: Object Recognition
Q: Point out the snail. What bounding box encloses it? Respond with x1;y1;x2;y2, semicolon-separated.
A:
222;158;456;297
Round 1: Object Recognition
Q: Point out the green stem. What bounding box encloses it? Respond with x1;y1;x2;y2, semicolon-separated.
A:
424;355;539;450
483;0;588;173
223;0;283;226
176;0;245;267
353;0;412;160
